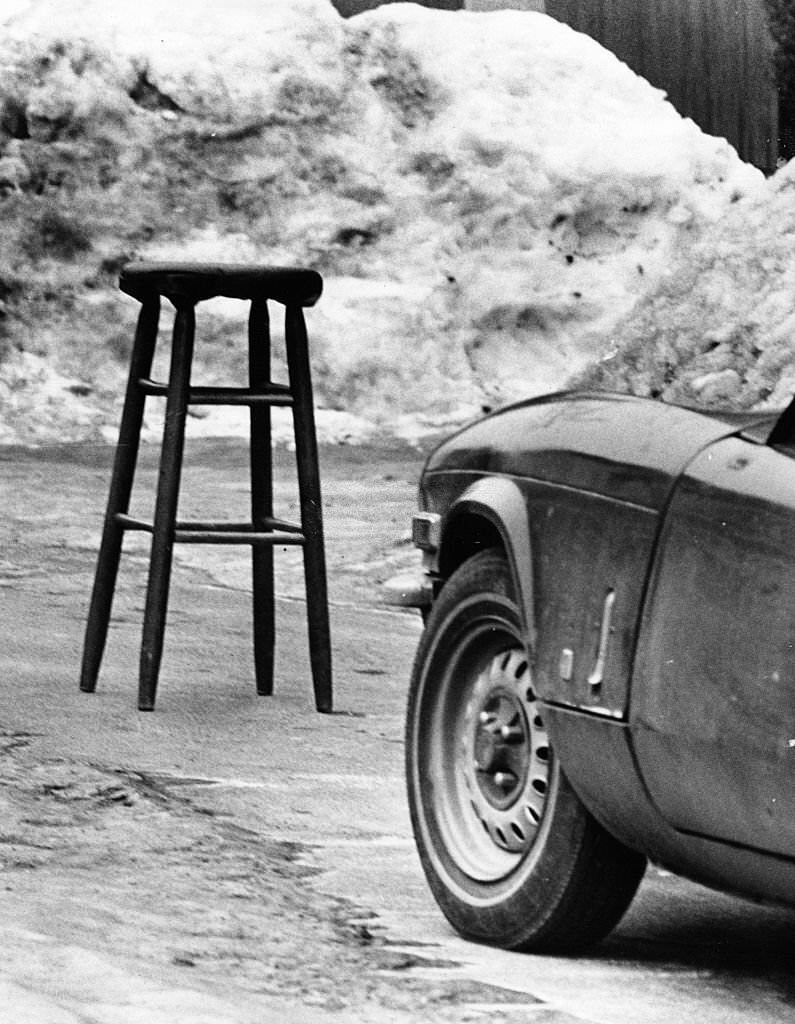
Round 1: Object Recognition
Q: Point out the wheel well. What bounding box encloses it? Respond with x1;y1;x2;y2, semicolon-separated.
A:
438;513;504;581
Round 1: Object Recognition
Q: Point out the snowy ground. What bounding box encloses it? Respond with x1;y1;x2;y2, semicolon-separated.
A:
0;0;790;445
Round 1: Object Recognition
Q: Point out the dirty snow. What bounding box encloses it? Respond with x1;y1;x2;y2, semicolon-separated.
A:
0;0;788;446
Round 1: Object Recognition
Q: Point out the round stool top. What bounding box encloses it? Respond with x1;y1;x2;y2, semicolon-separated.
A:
120;263;323;307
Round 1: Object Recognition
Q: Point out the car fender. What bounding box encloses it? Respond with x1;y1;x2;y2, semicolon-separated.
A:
440;476;536;650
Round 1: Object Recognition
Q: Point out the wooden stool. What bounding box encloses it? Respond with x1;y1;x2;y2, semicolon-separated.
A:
79;262;332;712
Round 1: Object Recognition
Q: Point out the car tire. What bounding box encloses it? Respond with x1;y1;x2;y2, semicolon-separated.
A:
405;549;646;953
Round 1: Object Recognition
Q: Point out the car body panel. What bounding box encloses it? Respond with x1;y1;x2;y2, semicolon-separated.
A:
424;392;768;509
422;393;765;719
544;705;795;906
521;484;656;718
632;435;795;858
432;472;659;717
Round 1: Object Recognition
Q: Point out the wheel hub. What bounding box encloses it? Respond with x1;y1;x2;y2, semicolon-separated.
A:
472;691;529;808
460;648;550;855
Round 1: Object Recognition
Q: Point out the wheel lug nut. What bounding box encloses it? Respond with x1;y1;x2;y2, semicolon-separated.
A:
493;771;517;789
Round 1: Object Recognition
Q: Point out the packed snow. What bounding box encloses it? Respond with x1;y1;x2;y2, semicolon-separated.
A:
0;0;788;445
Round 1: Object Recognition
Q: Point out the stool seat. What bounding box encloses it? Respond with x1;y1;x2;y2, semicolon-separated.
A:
120;262;324;306
80;261;332;712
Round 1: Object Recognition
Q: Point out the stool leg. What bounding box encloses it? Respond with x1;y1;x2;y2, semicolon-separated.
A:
80;296;160;693
285;306;332;713
138;302;195;711
249;298;275;696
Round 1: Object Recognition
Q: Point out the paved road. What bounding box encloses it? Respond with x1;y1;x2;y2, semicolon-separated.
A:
1;440;794;1022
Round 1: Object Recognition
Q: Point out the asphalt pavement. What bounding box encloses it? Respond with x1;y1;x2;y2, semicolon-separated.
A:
1;438;793;1023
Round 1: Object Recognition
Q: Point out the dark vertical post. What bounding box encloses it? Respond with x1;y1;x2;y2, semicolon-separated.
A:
284;305;332;713
138;300;195;710
248;298;275;696
80;295;160;693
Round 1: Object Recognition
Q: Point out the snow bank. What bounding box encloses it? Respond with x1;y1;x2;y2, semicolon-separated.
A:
577;159;795;410
0;0;777;444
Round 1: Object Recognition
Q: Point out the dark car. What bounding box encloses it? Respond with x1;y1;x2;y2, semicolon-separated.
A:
385;390;795;953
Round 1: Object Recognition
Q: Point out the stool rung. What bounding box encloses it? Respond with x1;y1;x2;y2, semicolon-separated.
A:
138;378;294;406
116;513;305;546
174;528;306;545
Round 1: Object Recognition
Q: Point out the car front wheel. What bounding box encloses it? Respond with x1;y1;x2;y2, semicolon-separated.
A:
405;549;646;953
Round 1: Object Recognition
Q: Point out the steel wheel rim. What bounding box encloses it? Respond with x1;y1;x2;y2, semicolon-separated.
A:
425;616;550;883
